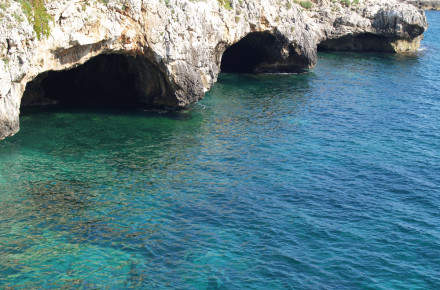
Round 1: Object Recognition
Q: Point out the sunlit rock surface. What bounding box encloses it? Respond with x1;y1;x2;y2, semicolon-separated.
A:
0;0;428;139
405;0;440;10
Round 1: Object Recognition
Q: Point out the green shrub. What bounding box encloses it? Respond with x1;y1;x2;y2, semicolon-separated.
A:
340;0;351;7
20;0;53;40
218;0;232;10
300;1;312;9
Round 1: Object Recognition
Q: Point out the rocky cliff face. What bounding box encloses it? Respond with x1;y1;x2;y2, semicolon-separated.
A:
0;0;428;140
404;0;440;10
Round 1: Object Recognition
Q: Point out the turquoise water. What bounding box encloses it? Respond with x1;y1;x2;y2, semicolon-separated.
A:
1;12;440;289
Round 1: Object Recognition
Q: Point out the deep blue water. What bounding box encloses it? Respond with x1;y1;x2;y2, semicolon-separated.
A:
1;11;440;289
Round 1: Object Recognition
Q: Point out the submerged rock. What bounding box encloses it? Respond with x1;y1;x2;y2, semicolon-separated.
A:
0;0;428;139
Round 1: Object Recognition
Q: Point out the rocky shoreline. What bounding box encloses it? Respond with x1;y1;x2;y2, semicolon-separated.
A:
0;0;429;140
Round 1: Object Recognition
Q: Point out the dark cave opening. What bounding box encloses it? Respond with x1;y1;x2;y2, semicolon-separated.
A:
317;33;394;52
220;32;311;73
220;32;280;73
22;54;172;110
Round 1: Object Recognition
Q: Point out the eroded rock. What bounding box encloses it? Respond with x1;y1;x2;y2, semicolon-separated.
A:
0;0;429;140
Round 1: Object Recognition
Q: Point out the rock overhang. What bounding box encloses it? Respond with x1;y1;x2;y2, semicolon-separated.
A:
0;0;429;140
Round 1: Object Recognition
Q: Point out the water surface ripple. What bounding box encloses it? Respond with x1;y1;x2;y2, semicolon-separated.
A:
1;11;440;289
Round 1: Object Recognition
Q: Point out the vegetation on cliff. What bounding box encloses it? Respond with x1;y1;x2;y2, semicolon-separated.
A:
0;0;52;40
19;0;53;40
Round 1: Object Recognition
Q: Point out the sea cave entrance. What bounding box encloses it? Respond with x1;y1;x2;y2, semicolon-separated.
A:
220;32;280;73
22;54;174;110
317;33;395;52
220;32;310;74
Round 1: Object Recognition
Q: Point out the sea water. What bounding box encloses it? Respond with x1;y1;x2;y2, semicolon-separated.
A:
0;11;439;289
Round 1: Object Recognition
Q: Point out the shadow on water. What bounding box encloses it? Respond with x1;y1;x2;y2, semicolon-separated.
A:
317;50;423;64
20;105;194;121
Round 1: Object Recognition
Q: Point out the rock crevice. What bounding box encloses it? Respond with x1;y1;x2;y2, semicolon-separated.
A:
0;0;429;139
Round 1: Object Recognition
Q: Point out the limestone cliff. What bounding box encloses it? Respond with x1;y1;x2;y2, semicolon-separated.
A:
404;0;440;10
0;0;428;140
